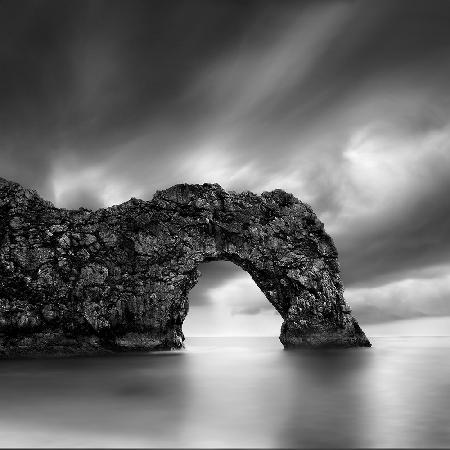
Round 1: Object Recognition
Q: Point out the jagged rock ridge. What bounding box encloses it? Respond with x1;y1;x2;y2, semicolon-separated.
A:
0;177;370;357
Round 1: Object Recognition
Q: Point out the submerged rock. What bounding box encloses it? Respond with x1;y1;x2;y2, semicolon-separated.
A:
0;177;370;357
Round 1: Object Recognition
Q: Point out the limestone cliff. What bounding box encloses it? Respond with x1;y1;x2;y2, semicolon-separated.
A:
0;177;370;357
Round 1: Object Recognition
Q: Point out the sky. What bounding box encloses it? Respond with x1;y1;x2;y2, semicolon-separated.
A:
1;0;450;336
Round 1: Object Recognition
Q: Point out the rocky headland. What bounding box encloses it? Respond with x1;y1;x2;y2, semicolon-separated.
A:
0;177;370;357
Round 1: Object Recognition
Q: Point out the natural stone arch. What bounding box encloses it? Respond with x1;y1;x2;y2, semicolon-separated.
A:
0;178;370;357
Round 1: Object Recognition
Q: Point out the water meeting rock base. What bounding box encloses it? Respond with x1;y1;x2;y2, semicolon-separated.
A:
0;177;370;357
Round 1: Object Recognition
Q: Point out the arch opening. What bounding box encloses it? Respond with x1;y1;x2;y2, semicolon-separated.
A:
182;260;283;339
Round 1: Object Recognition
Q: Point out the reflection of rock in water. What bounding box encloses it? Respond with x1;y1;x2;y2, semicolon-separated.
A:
0;338;448;447
278;348;373;448
0;352;191;447
0;177;369;357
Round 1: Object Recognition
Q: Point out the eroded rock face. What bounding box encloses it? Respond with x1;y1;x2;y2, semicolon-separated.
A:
0;177;370;357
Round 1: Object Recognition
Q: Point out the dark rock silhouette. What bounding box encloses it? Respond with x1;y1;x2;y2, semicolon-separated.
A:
0;177;370;357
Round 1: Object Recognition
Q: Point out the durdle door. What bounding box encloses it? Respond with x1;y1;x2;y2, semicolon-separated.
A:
0;177;370;357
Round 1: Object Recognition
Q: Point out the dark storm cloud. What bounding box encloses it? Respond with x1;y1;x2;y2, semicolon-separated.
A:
0;0;292;199
347;269;450;324
188;261;244;307
1;0;450;324
334;121;450;323
335;132;450;287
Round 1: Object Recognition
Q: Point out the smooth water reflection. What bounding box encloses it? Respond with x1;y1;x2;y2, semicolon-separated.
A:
0;337;449;447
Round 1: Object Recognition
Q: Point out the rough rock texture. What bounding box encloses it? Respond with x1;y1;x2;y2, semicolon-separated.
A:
0;177;370;357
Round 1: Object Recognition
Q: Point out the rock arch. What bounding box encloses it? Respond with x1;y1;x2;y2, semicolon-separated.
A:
0;178;370;357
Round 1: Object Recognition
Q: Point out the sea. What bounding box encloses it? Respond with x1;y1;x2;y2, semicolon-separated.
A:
0;335;449;448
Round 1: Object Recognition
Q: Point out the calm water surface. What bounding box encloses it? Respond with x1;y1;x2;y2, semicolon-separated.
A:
0;336;449;448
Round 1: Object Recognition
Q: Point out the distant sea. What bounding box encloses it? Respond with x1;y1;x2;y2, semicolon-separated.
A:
0;334;449;448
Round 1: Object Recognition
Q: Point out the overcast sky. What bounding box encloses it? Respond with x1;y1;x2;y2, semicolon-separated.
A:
1;0;450;336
